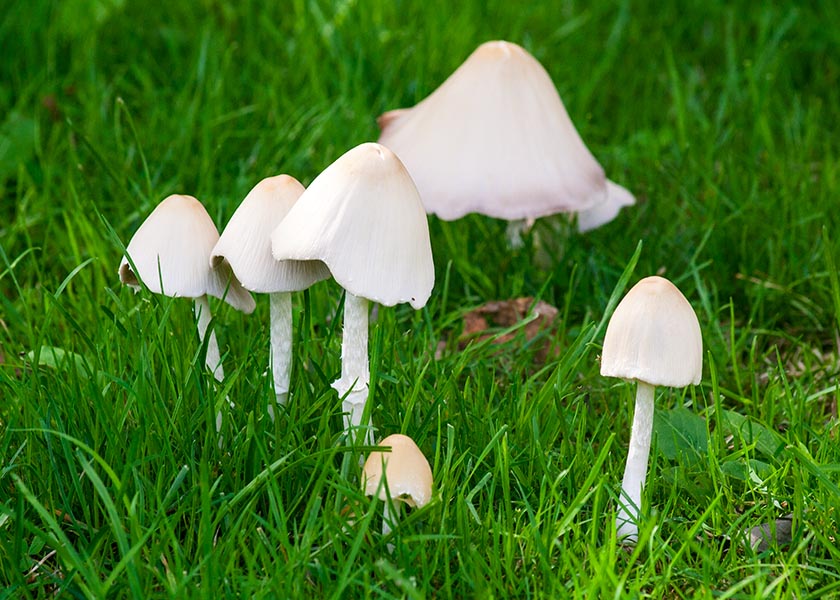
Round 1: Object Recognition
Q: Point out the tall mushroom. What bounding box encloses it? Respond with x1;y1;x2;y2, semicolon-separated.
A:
362;433;433;544
119;194;255;381
377;40;634;232
211;175;329;415
271;143;434;444
600;275;702;544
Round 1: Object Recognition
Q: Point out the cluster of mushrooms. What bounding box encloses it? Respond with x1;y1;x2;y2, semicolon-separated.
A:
118;41;703;545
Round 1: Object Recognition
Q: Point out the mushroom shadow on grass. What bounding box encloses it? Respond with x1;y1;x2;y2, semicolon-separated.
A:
271;143;434;445
211;175;329;419
600;275;703;545
119;194;255;431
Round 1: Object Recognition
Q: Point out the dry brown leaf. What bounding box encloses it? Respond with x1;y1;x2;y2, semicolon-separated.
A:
455;297;559;362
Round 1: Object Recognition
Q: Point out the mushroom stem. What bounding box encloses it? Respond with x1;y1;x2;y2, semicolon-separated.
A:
332;292;372;444
383;500;401;552
194;295;231;438
194;295;224;381
268;291;293;415
505;219;528;250
616;381;655;543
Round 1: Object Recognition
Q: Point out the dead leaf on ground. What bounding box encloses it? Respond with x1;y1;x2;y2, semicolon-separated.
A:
438;297;560;363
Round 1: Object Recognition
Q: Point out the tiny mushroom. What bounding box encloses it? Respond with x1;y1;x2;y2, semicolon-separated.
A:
211;175;330;416
362;433;433;540
119;194;255;381
271;143;434;444
600;275;702;544
377;40;634;234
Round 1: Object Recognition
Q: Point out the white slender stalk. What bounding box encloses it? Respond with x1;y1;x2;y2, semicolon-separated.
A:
505;218;527;248
268;291;293;420
194;295;224;381
616;381;655;544
505;217;536;249
194;295;230;437
383;500;401;553
331;292;372;444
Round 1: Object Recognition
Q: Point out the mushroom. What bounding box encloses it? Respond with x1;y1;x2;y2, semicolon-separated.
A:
362;433;433;542
211;175;329;415
377;40;634;232
600;275;702;544
271;143;434;444
119;194;255;381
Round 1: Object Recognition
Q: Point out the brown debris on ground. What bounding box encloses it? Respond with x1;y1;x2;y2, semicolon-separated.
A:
439;297;559;363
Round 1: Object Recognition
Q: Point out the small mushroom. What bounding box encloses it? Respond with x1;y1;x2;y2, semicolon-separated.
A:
271;143;434;444
211;176;329;416
377;40;634;231
119;194;255;381
600;276;702;544
362;433;433;543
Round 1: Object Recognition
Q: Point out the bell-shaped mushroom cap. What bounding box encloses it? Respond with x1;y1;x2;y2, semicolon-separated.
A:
119;194;255;313
600;276;702;387
362;434;433;509
211;175;330;293
377;40;634;222
270;143;434;309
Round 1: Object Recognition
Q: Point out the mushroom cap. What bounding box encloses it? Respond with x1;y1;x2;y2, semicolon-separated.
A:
119;194;255;313
377;40;632;222
270;143;434;309
362;434;433;509
600;276;702;387
211;175;330;293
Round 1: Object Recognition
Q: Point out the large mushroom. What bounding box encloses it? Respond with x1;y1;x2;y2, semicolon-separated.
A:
362;433;433;541
600;275;702;544
119;194;255;381
377;40;634;232
271;143;434;444
211;175;329;415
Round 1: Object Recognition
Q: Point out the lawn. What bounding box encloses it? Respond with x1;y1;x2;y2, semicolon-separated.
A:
1;0;839;597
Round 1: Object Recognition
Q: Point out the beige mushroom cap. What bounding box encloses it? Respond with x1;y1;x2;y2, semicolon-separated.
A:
362;434;433;508
119;194;255;313
270;143;434;309
377;40;634;223
600;276;702;387
211;175;330;293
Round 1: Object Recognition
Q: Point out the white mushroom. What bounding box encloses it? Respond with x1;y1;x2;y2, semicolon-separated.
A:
119;194;255;381
211;176;329;415
271;143;434;444
362;433;433;543
600;275;702;544
377;40;634;230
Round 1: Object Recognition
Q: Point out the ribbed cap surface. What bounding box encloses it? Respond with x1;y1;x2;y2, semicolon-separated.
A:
119;194;255;313
211;175;330;293
601;276;702;387
271;143;434;309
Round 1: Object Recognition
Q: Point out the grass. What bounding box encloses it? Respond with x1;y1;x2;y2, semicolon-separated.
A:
1;0;840;597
